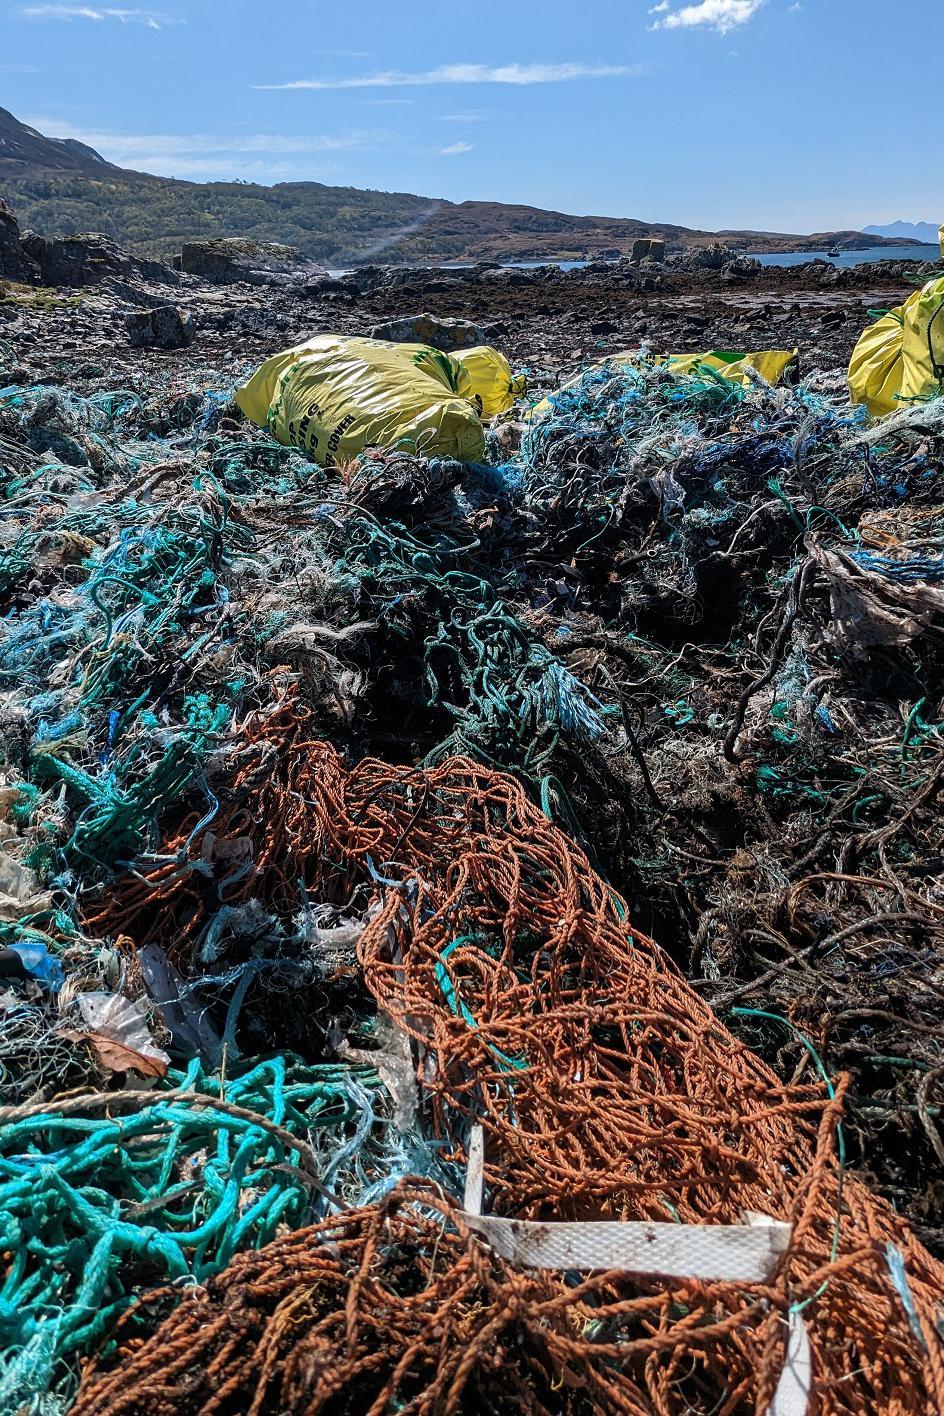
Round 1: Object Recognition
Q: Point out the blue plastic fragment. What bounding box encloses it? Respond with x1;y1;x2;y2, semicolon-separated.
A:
7;941;65;992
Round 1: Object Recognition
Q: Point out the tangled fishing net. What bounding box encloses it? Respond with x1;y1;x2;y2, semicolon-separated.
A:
71;1179;941;1416
74;710;944;1412
1;359;944;1412
0;1056;389;1412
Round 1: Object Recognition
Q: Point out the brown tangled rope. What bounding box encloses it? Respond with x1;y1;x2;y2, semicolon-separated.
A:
79;699;944;1413
73;1181;796;1416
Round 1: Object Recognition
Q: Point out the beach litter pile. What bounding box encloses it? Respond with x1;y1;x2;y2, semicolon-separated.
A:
1;317;944;1414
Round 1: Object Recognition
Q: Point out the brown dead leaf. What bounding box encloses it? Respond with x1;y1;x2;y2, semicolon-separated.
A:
62;1029;168;1078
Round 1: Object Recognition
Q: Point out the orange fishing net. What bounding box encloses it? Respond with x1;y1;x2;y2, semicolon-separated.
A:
81;700;944;1412
69;1182;796;1416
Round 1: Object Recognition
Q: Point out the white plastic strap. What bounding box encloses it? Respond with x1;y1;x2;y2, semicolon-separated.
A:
462;1122;485;1214
462;1126;808;1415
769;1309;812;1416
747;1214;811;1416
461;1208;792;1282
461;1126;789;1281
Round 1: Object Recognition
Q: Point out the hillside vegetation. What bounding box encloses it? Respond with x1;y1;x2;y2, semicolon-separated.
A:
0;105;894;266
1;171;439;264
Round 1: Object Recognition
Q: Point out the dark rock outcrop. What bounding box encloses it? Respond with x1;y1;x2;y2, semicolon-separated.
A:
25;232;178;288
179;238;326;286
0;199;31;283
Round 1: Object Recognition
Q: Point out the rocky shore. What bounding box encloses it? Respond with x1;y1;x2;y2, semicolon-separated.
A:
1;211;937;396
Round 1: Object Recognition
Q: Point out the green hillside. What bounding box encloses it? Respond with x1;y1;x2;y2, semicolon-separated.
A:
0;105;898;266
0;170;441;264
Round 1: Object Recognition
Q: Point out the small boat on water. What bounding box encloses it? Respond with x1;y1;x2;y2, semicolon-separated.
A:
827;248;841;257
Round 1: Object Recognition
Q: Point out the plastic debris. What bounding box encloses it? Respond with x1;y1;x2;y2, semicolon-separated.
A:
235;334;523;465
71;991;171;1074
1;342;944;1414
528;343;799;417
848;275;944;416
4;940;64;991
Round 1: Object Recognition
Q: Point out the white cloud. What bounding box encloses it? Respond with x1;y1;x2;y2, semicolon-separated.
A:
22;116;388;177
255;61;640;91
439;141;474;156
650;0;765;33
129;157;306;178
440;112;483;122
19;5;179;27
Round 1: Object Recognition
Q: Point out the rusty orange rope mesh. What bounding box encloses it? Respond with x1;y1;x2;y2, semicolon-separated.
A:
79;700;944;1414
73;1181;793;1416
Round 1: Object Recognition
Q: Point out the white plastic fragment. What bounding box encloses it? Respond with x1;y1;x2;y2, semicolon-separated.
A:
340;1012;418;1133
0;850;53;921
460;1126;790;1282
77;991;170;1067
463;1121;485;1215
768;1308;812;1416
747;1212;812;1416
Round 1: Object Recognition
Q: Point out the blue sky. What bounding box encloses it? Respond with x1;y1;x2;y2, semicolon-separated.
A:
2;0;940;233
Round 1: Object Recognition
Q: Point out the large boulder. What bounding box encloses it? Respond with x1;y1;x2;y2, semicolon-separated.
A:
339;265;386;292
369;311;487;352
179;238;326;285
720;255;762;284
479;267;539;288
28;231;178;288
0;199;31;283
673;242;739;272
637;237;666;263
126;305;194;349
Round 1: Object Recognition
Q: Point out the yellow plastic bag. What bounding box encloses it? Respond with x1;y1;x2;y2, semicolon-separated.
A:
453;346;527;419
528;347;798;420
848;277;944;418
235;335;517;465
662;348;799;387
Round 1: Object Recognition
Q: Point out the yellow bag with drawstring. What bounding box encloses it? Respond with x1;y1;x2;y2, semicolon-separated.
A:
848;278;944;419
662;348;799;386
849;250;944;419
453;346;527;419
236;335;524;466
528;347;798;421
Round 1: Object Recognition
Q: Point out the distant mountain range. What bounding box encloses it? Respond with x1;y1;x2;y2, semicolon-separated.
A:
0;105;906;267
864;220;940;245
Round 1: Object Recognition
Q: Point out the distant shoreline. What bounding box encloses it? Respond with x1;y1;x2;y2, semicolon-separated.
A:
381;245;940;277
